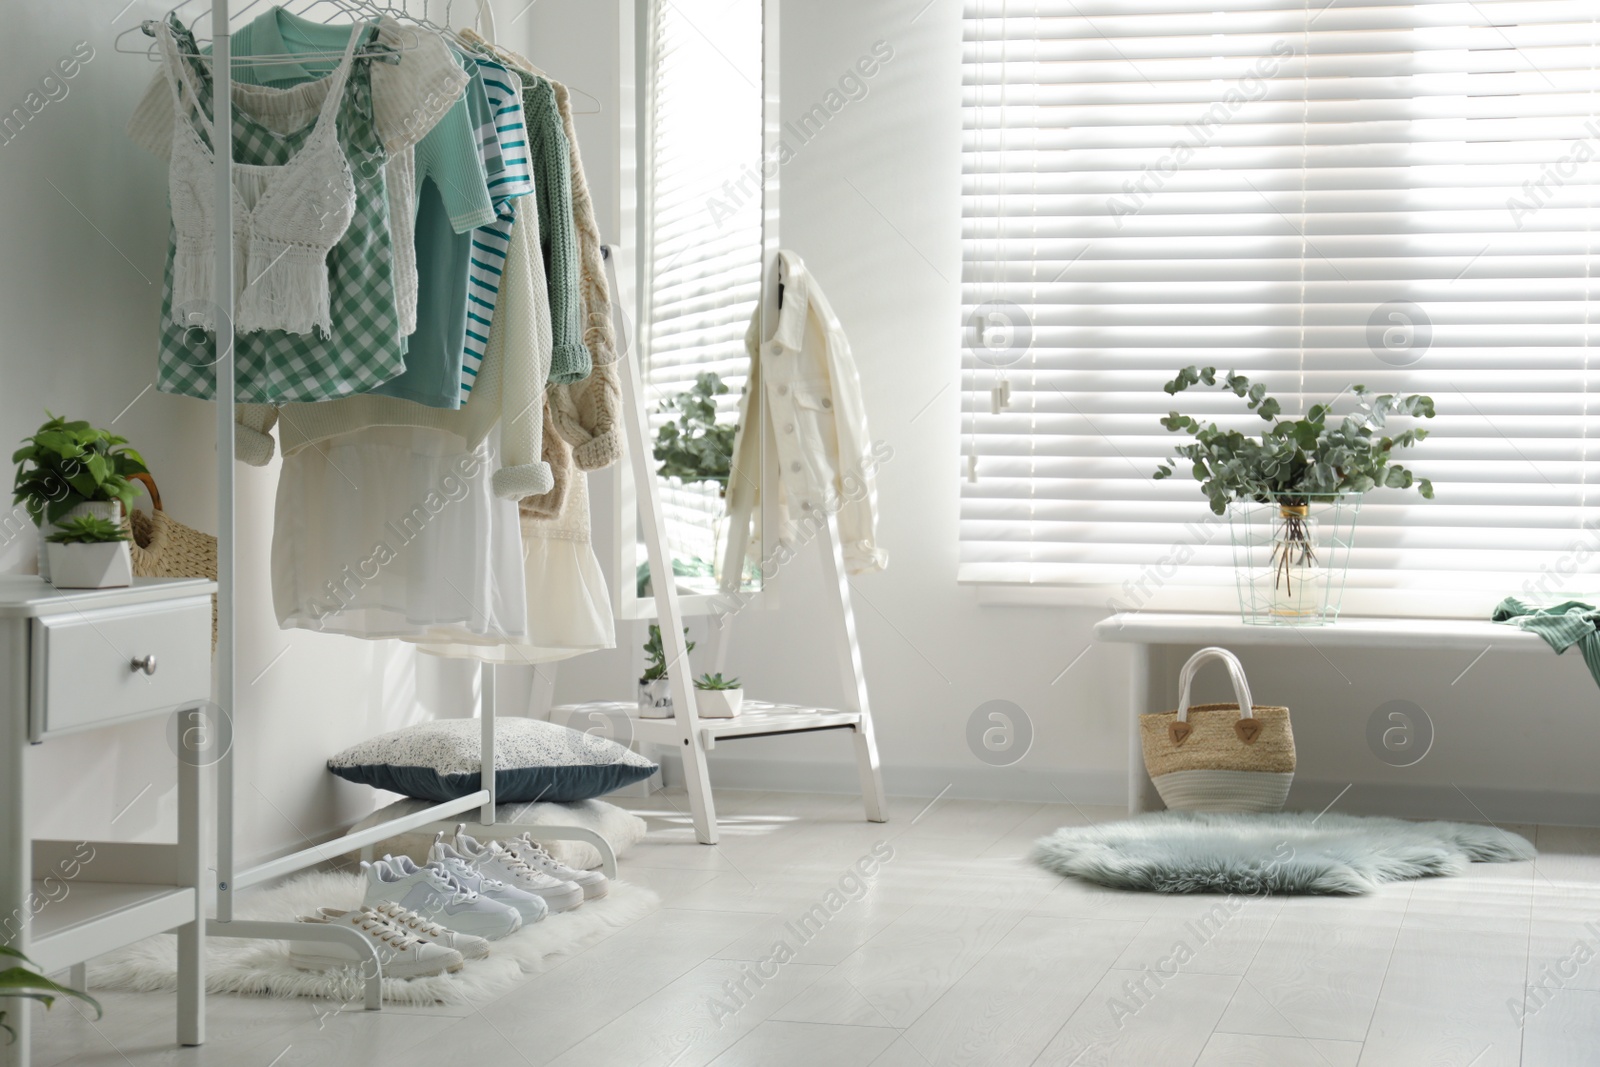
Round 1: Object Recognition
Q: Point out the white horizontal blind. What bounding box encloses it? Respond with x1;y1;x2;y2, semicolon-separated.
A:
962;0;1600;596
646;0;762;573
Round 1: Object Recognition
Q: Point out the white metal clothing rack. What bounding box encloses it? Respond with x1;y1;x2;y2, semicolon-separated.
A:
121;0;615;1035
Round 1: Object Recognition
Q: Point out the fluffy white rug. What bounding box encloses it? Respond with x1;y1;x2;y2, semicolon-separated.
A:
86;871;659;1006
1032;811;1536;895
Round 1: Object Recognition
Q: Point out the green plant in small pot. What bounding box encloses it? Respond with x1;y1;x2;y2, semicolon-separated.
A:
1153;367;1435;623
44;515;132;590
0;944;101;1044
693;672;744;718
653;372;735;495
639;624;695;718
13;414;146;583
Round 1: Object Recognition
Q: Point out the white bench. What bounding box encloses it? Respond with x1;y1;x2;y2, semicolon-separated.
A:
1093;613;1551;814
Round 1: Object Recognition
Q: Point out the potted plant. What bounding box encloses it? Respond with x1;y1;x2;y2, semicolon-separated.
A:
45;515;133;589
653;372;736;495
693;673;744;718
638;624;694;718
1153;367;1435;623
1;944;101;1043
13;414;146;581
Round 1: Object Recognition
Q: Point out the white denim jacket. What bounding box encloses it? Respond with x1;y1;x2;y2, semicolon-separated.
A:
727;251;889;575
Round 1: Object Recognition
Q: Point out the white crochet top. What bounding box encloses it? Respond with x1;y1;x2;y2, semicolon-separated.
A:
157;19;364;338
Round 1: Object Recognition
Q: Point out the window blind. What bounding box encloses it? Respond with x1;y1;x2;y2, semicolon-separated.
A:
961;0;1600;600
646;0;763;573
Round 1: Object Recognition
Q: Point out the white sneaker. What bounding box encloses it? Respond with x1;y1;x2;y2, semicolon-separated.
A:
425;836;550;924
319;903;492;961
505;832;610;901
288;905;464;978
362;857;523;940
449;827;586;913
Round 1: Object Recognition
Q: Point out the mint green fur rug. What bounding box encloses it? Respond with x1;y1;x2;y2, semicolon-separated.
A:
1032;811;1535;895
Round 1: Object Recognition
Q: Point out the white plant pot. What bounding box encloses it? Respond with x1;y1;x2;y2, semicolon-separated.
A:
47;540;132;590
695;688;743;718
37;501;122;582
638;679;673;718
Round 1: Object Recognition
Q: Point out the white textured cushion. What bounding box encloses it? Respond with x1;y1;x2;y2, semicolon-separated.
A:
326;717;658;803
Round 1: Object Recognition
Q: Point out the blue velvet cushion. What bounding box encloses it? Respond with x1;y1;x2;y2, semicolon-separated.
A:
327;718;658;803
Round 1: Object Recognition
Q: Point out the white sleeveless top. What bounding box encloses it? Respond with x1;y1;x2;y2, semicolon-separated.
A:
157;19;365;338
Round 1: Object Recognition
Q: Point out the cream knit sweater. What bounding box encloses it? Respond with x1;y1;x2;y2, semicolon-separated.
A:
238;207;553;499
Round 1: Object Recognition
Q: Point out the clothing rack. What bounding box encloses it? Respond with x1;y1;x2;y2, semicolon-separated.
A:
128;0;617;1032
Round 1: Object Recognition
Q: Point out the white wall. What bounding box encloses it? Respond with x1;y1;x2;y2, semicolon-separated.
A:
535;0;1600;828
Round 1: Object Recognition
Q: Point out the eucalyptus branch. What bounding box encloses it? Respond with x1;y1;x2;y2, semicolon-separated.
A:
1152;367;1436;515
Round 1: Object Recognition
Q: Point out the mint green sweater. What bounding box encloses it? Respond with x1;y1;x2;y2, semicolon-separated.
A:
509;68;590;385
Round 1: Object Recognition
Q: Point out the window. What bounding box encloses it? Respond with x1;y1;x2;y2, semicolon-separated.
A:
961;0;1600;607
642;0;764;591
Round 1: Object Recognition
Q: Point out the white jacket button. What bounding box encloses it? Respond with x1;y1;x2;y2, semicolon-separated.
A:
777;385;788;395
784;423;795;433
791;462;802;473
821;397;832;409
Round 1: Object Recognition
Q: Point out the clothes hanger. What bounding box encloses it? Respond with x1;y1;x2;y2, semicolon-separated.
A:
115;1;408;65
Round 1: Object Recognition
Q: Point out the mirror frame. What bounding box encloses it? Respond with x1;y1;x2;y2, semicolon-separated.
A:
615;0;782;622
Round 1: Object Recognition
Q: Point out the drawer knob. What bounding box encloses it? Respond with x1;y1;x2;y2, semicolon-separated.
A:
130;654;158;676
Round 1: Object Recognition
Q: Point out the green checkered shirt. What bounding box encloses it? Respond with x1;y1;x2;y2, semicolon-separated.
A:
156;17;403;404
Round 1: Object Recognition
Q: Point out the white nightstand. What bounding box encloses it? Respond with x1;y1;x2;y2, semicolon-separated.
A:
0;575;214;1066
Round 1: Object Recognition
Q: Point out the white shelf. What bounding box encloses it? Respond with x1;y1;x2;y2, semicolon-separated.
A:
1093;612;1549;653
28;881;197;974
0;576;215;620
555;699;863;746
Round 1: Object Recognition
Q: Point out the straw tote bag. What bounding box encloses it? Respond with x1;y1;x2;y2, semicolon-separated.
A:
1139;646;1295;813
124;472;218;648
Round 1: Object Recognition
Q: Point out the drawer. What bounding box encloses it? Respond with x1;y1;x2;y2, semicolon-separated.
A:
30;595;212;740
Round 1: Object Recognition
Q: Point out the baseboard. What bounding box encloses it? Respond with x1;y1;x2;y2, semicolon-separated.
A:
651;754;1600;828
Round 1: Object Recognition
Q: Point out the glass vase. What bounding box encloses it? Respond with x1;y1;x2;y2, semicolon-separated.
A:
1228;493;1360;625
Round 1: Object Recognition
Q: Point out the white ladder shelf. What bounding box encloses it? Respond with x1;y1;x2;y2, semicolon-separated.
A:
585;251;889;845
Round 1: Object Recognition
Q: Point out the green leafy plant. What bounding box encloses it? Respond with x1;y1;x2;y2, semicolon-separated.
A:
693;672;741;691
653;372;736;493
640;624;695;684
0;945;101;1043
1153;367;1436;516
44;515;129;546
13;414;147;526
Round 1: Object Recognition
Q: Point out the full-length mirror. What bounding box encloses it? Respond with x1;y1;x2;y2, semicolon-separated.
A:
622;0;778;617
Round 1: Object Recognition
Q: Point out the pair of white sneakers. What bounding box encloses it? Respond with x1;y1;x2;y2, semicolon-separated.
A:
287;828;607;977
286;902;481;979
449;825;608;905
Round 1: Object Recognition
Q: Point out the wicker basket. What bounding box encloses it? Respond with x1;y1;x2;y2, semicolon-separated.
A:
1139;647;1294;812
124;472;218;648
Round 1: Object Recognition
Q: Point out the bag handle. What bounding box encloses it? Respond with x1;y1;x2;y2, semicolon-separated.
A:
127;471;163;512
1170;647;1262;746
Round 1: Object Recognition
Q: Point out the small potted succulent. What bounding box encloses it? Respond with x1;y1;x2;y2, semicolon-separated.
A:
638;624;694;718
45;515;132;589
693;673;743;718
13;414;146;581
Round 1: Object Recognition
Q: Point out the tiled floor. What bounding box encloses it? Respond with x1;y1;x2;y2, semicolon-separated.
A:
27;789;1600;1066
